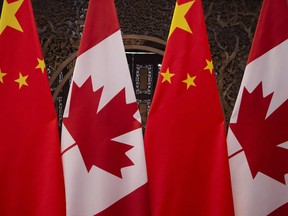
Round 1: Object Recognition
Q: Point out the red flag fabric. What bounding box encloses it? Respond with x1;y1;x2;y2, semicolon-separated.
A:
227;0;288;215
0;0;66;215
144;0;234;215
61;0;150;215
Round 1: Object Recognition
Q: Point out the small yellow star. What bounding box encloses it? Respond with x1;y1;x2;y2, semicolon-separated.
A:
182;73;196;89
204;59;214;74
35;58;46;73
0;0;24;35
160;68;175;84
0;68;7;83
168;0;195;38
15;72;28;89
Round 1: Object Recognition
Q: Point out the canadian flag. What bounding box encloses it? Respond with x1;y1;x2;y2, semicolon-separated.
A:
227;0;288;215
61;0;150;215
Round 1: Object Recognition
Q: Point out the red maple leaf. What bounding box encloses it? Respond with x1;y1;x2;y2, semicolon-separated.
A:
268;202;288;216
63;77;142;178
230;82;288;184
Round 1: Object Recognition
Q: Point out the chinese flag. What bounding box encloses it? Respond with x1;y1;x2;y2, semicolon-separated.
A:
61;0;150;215
144;0;234;215
0;0;66;215
227;0;288;215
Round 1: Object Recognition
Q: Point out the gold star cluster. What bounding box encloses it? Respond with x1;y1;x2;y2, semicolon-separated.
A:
0;58;46;89
160;59;214;90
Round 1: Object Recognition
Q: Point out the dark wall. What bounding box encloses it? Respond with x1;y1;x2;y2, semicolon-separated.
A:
1;0;263;124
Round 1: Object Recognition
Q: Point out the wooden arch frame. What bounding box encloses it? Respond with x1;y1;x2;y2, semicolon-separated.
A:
49;34;166;102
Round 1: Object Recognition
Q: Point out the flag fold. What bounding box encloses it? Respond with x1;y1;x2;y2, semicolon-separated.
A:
0;0;66;215
61;0;150;215
227;0;288;215
144;0;234;215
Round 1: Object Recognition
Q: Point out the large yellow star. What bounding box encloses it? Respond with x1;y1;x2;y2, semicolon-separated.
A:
160;68;175;84
168;0;195;38
182;73;196;89
35;58;46;73
15;72;28;89
0;0;24;35
204;59;214;74
0;68;7;83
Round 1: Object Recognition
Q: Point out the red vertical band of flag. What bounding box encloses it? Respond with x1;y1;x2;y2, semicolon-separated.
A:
247;0;288;63
144;0;234;215
77;0;119;56
0;0;66;215
61;0;151;215
227;0;288;215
